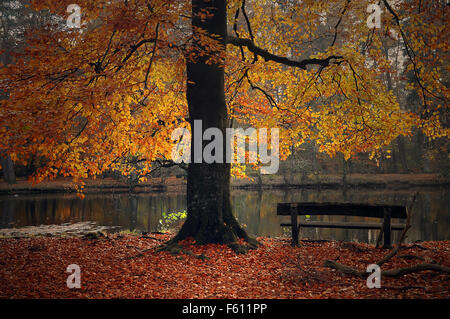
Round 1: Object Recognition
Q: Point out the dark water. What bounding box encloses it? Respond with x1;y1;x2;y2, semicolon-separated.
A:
0;188;448;244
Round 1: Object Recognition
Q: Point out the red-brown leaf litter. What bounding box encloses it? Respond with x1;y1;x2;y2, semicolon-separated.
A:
0;234;448;299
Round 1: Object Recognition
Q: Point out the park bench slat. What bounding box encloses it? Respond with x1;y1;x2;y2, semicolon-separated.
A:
277;202;407;219
280;221;406;230
276;202;408;248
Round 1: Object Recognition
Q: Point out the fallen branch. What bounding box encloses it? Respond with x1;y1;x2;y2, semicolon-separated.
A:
323;193;449;280
382;263;450;277
324;260;450;278
376;193;417;266
409;243;433;251
324;259;365;278
398;254;425;261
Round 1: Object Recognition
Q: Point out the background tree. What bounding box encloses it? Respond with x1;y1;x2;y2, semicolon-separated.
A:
0;0;447;250
0;0;65;183
0;0;27;184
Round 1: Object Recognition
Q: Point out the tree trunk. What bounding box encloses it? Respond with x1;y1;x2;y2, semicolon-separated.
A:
1;37;16;185
1;155;16;184
396;136;409;173
169;0;254;248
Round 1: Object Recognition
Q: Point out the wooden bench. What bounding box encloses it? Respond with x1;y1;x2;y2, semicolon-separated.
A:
277;203;407;248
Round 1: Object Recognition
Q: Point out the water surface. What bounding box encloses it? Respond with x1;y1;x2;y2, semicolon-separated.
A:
0;188;448;244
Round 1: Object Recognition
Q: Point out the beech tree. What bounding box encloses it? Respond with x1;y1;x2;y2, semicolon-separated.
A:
0;0;447;250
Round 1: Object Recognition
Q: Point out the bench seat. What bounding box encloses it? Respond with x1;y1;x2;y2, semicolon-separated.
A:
280;221;406;230
276;202;407;248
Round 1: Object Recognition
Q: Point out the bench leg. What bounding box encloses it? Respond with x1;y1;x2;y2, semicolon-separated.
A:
291;209;299;246
383;208;392;249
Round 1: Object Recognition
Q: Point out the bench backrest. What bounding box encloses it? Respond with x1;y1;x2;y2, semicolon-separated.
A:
277;202;407;219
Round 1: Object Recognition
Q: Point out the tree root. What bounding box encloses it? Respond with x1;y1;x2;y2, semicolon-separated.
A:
154;213;261;254
122;247;153;260
227;239;259;254
120;223;261;259
140;235;165;241
156;233;260;255
123;240;210;260
156;241;184;255
158;243;209;260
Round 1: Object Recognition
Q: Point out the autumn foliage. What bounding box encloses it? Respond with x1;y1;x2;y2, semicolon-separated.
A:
0;234;448;298
0;0;449;301
0;0;448;186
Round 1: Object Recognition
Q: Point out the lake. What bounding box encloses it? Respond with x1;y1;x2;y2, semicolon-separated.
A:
0;187;448;244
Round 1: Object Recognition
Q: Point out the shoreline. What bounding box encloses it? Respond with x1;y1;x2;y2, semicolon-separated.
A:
0;173;447;195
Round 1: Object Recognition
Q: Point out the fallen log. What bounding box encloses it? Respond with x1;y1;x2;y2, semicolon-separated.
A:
324;193;450;280
325;260;450;278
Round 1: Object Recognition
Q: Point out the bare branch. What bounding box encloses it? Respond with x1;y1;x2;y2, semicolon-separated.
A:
331;0;351;47
227;36;343;70
116;37;157;72
144;23;160;89
376;192;418;266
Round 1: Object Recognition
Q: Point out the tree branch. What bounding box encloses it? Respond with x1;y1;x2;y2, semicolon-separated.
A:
381;0;447;112
116;37;156;73
144;23;159;89
240;0;257;63
331;0;351;47
226;36;343;70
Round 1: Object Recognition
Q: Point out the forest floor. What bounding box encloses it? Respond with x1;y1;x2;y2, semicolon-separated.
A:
0;173;447;195
0;233;448;299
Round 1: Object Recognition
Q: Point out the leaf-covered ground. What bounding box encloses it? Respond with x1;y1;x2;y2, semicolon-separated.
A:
0;234;448;299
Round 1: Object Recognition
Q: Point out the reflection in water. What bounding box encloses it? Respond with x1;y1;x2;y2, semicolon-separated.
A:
0;188;448;244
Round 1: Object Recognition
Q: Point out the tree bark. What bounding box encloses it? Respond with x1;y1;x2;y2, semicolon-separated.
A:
1;34;16;185
396;136;409;173
1;155;16;184
168;0;255;249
